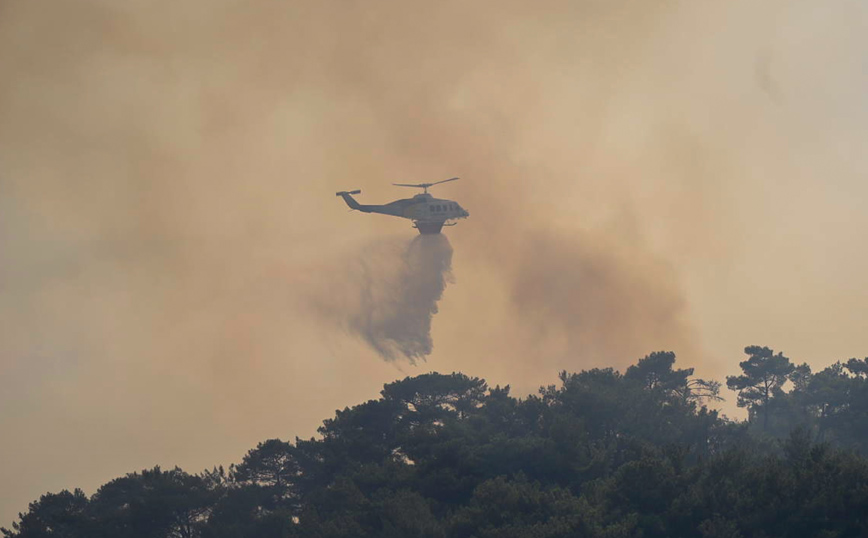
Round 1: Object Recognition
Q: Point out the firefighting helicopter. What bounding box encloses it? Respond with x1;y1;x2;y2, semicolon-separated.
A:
335;177;469;234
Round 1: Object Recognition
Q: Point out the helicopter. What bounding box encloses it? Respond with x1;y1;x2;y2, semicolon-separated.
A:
336;177;469;234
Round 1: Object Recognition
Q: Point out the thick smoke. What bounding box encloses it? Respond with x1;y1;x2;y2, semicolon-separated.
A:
307;235;453;364
506;230;691;364
3;0;868;528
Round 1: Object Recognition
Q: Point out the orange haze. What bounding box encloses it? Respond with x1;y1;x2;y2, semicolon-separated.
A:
2;0;868;526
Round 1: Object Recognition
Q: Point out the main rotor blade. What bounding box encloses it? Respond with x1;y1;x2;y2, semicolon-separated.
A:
391;177;459;189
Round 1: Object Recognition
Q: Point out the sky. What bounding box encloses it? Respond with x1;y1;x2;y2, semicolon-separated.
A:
2;0;868;526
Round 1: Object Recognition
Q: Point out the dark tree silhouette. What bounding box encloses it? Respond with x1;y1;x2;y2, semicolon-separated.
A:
1;489;88;538
726;345;795;430
6;350;868;538
234;440;297;489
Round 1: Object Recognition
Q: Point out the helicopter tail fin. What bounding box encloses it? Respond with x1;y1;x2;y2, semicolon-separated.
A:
335;190;363;210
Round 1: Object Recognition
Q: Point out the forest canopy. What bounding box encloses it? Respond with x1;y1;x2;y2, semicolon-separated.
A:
5;347;868;538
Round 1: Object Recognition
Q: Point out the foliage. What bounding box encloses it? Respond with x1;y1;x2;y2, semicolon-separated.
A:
726;346;795;430
6;353;868;537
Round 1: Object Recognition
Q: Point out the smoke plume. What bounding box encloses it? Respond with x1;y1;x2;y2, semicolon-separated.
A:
307;234;453;364
2;0;868;528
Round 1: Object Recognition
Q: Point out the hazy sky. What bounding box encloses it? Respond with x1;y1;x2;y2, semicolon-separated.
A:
2;0;867;526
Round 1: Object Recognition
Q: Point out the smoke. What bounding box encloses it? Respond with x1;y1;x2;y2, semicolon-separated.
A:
506;229;691;364
307;234;453;364
3;0;868;528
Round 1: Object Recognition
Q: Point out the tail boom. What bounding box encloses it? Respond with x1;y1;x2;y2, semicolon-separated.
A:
336;190;365;211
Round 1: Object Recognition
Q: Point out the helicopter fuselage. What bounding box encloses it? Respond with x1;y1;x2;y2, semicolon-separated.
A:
336;191;469;234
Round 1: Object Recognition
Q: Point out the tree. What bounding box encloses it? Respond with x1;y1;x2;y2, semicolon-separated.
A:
233;439;299;493
836;358;868;451
230;438;302;531
625;352;691;394
1;489;89;538
845;357;868;378
202;485;296;538
625;351;723;406
381;372;488;421
11;357;868;538
788;363;812;392
87;466;215;538
448;475;612;538
727;346;795;430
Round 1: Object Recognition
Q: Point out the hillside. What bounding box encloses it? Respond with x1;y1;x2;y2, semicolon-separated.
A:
5;348;868;537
